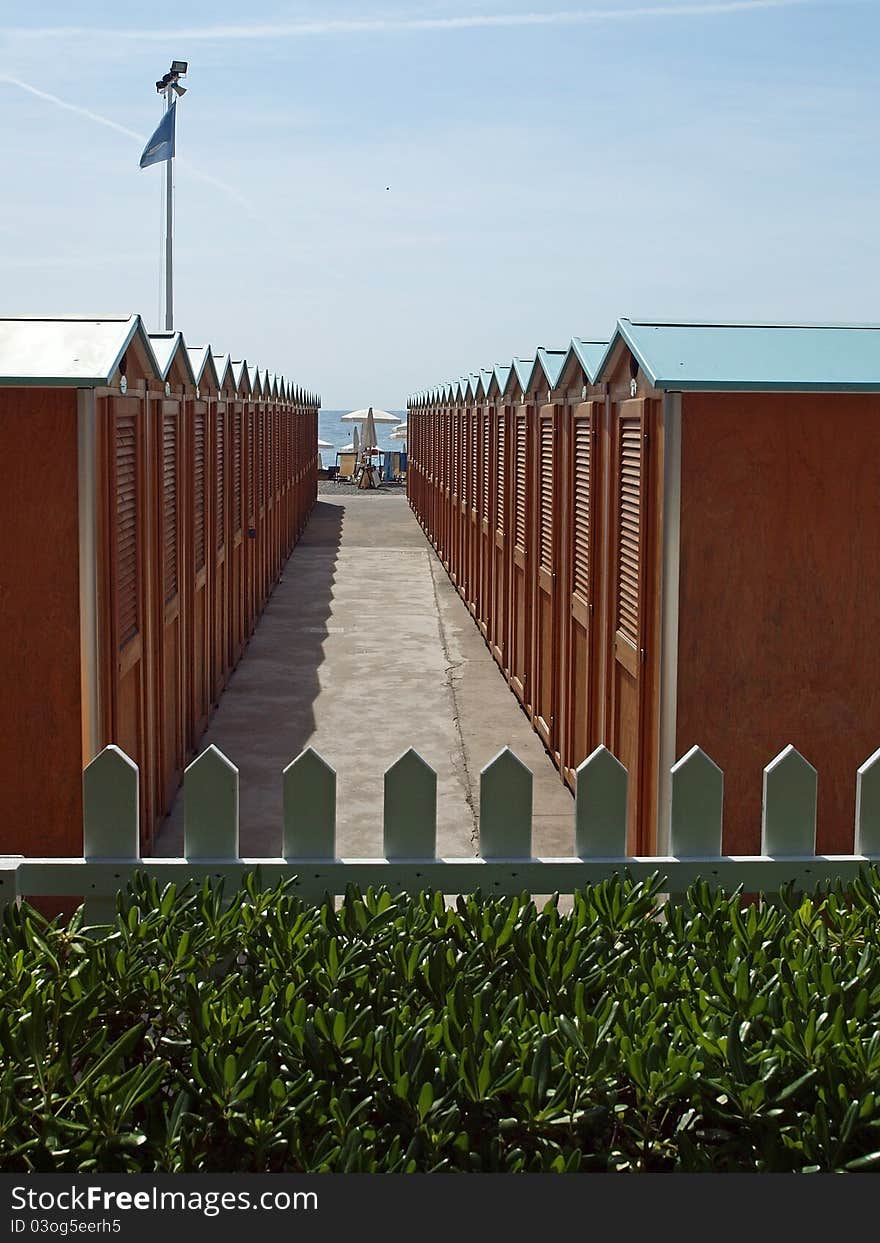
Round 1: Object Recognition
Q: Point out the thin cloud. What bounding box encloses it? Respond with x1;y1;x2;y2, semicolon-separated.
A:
0;0;838;41
0;73;258;216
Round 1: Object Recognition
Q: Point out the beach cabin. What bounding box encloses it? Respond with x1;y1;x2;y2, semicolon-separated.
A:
589;319;880;855
476;369;495;635
549;338;609;791
522;348;569;760
0;316;162;852
0;315;319;862
486;364;512;672
225;357;249;668
504;357;536;714
146;331;198;817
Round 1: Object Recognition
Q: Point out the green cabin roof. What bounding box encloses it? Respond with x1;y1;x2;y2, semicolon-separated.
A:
598;319;880;392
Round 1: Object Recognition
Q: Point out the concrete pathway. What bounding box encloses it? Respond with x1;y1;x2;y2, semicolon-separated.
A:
155;492;574;859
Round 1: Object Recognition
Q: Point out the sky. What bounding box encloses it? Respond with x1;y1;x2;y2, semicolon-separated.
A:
1;0;878;407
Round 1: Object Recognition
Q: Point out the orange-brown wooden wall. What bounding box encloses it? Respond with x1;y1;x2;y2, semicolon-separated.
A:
0;380;319;863
97;384;319;852
0;388;83;856
409;379;880;857
676;392;880;855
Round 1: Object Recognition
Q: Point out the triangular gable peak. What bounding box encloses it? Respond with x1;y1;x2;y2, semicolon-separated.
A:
213;354;235;398
231;359;252;398
186;345;221;398
147;330;197;393
248;365;262;397
260;369;272;400
478;369;493;402
524;347;568;403
502;357;534;403
593;319;663;396
554;337;610;397
490;363;512;402
466;373;481;404
0;315;159;389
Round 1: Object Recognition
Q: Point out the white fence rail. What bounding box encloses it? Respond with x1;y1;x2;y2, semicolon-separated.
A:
3;741;880;921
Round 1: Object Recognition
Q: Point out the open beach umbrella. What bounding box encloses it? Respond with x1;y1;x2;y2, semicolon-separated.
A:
341;406;401;425
317;438;334;448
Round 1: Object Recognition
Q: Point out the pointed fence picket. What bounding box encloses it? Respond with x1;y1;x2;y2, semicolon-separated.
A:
4;740;880;922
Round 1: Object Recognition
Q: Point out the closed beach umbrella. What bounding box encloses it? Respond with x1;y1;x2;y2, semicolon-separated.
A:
361;407;379;453
352;425;359;455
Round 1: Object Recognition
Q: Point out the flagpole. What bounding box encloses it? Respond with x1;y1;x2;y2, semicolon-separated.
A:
145;60;186;333
164;87;173;331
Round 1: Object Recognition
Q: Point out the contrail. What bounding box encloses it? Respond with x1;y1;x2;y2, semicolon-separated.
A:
0;0;837;41
0;73;257;215
0;74;144;141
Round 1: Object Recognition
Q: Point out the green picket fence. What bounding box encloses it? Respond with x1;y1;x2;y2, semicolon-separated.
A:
2;740;880;923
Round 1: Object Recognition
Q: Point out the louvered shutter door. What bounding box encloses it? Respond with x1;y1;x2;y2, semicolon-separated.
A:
573;414;591;601
233;412;242;533
539;418;553;571
617;416;641;644
481;415;489;519
162;412;177;603
514;416;527;549
471;414;478;510
193;411;206;571
216;410;225;550
116;414;138;647
247;411;255;519
258;413;264;509
496;416;505;533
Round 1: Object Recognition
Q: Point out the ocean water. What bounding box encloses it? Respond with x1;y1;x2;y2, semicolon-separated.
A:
318;408;406;469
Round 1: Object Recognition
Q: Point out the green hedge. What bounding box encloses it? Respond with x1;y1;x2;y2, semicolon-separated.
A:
2;872;880;1173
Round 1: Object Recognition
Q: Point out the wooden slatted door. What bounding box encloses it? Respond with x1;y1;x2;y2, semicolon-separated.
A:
245;406;257;637
459;411;467;595
451;412;461;584
156;399;184;811
533;405;559;751
510;406;532;707
491;407;508;670
267;406;276;580
189;400;210;743
442;413;451;568
607;399;650;849
213;403;230;699
563;401;600;785
230;404;244;666
467;409;479;613
431;412;439;542
478;410;491;634
108;397;151;845
257;408;266;610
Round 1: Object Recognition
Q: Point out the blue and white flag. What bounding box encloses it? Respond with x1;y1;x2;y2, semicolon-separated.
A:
139;102;176;168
